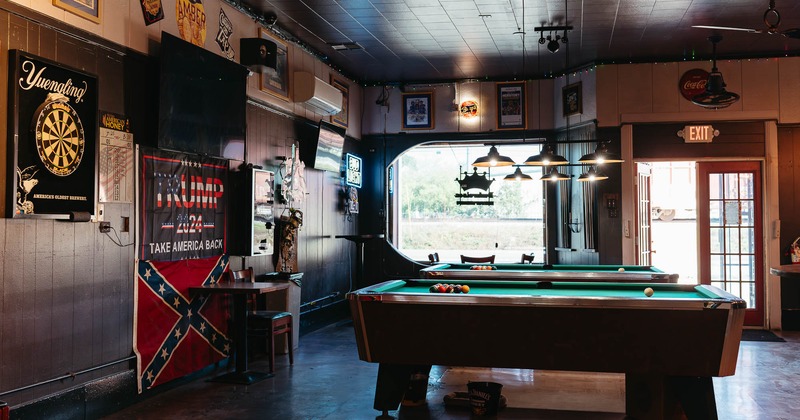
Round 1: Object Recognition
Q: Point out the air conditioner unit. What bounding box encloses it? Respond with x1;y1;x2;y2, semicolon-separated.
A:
293;71;343;115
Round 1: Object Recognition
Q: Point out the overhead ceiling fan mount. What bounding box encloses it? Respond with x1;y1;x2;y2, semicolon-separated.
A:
692;0;800;39
690;35;740;110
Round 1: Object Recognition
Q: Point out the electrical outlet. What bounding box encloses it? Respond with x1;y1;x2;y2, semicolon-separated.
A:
99;222;111;233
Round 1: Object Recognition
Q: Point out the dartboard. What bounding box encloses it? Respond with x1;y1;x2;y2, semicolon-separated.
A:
33;98;85;176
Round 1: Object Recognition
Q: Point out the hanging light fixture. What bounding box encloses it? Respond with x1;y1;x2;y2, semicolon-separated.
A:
523;144;569;166
540;166;571;182
472;145;515;167
691;35;740;109
577;166;608;182
578;142;624;165
504;166;533;181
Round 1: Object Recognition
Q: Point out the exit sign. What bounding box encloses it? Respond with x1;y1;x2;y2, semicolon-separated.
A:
678;125;719;143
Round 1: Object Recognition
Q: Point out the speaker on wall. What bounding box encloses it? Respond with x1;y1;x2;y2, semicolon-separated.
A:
240;38;277;73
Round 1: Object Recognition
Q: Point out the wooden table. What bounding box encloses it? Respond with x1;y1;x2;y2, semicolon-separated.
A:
770;264;800;278
189;281;290;384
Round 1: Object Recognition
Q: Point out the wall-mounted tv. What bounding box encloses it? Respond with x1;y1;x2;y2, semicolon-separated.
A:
308;120;345;172
157;31;248;161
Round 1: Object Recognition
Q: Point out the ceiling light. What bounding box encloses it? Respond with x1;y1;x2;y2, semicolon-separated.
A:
547;36;560;53
523;144;569;166
473;146;515;167
504;167;533;181
577;167;608;182
540;167;571;182
578;142;624;165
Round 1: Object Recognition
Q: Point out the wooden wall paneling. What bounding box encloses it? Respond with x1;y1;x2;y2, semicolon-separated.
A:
633;122;765;160
0;10;8;218
651;63;680;114
8;13;27;51
19;220;36;402
33;220;54;395
52;221;76;375
97;52;124;111
72;220;94;373
38;24;56;58
0;222;5;392
1;221;24;396
779;58;800;124
778;127;800;258
741;59;779;113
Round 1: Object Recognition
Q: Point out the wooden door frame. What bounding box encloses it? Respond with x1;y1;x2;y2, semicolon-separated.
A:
697;161;764;326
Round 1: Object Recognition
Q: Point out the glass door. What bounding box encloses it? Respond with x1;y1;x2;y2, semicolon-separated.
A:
698;161;764;326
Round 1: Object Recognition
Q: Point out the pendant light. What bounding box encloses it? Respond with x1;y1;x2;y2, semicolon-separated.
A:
524;144;569;166
540;166;571;182
472;145;515;167
577;166;608;182
578;142;624;164
504;167;533;181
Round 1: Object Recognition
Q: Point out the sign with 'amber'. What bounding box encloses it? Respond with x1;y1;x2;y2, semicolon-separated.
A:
6;50;97;218
138;148;228;261
176;0;206;46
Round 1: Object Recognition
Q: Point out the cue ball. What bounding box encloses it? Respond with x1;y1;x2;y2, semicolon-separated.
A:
618;267;625;272
644;287;654;297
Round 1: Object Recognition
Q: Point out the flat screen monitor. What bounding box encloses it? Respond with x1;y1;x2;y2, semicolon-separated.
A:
157;31;248;161
311;121;345;172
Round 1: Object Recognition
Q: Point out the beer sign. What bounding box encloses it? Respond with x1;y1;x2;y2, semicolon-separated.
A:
679;68;710;101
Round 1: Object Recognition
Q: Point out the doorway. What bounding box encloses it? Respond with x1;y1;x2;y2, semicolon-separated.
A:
642;161;699;284
697;161;764;326
639;160;764;325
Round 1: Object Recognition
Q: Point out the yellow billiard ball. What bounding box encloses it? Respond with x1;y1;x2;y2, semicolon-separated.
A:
644;287;654;297
618;267;625;272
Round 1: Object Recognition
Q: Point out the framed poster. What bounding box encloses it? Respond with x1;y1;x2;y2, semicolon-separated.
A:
54;0;100;23
259;28;290;101
563;82;583;116
331;76;349;128
402;92;434;130
6;50;98;219
496;81;526;130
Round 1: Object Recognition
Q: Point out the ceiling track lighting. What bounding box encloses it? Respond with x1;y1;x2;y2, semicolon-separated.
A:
523;144;569;166
541;167;571;182
534;25;572;54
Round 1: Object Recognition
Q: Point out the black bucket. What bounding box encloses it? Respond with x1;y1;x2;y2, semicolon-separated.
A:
467;381;503;416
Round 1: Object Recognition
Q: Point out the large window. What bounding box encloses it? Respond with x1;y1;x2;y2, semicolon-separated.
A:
392;144;545;263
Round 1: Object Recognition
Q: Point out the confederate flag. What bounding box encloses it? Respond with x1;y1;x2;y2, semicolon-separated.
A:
134;254;231;392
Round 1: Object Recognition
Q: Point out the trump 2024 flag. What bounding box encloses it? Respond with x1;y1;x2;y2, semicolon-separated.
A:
134;254;231;392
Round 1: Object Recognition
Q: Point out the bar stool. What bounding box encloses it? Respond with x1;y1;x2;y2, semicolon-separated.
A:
232;268;294;374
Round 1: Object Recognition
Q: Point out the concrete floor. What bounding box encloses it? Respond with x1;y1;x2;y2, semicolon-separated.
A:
104;320;800;420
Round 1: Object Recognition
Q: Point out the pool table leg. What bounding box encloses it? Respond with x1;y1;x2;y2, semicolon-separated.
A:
626;374;718;419
373;364;431;413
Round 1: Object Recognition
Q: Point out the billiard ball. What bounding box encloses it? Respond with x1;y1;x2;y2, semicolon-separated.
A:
644;287;654;297
461;285;470;293
429;285;438;293
618;267;625;272
454;285;462;293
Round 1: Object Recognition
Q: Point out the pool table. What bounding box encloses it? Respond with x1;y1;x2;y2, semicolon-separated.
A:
420;263;680;283
348;279;745;419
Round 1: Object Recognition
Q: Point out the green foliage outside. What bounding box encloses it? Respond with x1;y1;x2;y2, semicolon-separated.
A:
396;145;545;256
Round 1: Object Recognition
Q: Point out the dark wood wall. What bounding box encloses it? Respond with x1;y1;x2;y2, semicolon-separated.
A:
0;8;356;410
0;9;135;406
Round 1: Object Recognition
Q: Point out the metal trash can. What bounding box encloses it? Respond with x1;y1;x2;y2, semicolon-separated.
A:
259;272;302;353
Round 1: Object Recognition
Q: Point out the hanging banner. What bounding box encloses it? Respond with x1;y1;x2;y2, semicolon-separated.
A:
6;50;98;218
139;148;228;261
133;255;230;392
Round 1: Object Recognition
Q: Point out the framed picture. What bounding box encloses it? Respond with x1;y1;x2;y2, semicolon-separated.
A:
331;76;349;128
563;82;582;116
259;28;290;101
54;0;101;23
402;92;434;130
496;81;526;130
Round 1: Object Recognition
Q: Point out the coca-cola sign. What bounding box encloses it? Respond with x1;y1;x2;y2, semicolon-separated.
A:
679;68;710;101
